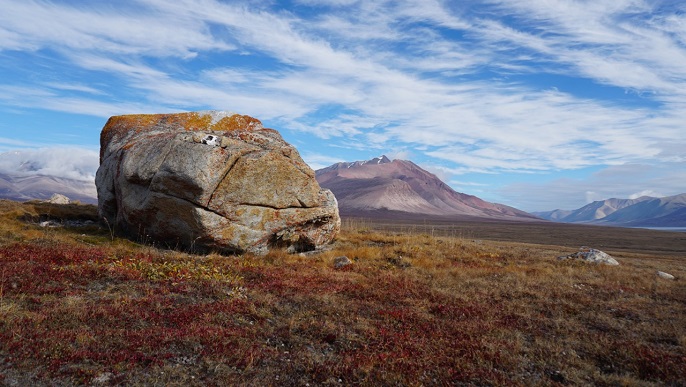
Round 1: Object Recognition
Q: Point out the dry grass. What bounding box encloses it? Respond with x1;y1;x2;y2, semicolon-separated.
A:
0;200;684;386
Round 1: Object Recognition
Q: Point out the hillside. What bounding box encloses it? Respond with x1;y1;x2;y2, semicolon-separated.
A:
533;197;652;223
597;194;686;227
0;199;684;385
316;156;536;221
535;194;686;227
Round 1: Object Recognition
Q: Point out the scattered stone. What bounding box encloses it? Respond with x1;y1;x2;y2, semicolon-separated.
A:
387;255;411;268
38;219;95;228
558;246;619;266
92;372;114;384
656;271;675;280
333;256;352;269
39;220;60;228
298;245;334;257
95;111;340;255
47;193;70;204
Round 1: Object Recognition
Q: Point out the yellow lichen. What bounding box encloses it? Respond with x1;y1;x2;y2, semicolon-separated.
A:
179;112;212;131
100;114;166;159
211;114;263;132
100;112;265;161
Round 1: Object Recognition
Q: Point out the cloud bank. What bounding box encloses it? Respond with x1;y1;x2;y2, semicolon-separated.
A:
0;148;98;182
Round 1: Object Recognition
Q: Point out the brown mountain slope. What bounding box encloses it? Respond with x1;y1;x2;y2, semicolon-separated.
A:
316;156;536;220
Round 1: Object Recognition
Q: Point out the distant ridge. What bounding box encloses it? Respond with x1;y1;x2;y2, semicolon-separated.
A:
0;173;97;204
534;194;686;227
534;197;653;223
316;155;537;221
324;155;393;169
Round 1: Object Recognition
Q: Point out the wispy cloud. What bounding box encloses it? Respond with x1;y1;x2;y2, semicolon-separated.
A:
0;0;685;210
0;0;234;56
299;152;347;171
480;0;686;96
43;82;107;95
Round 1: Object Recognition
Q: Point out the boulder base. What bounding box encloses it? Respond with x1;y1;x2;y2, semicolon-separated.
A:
95;111;340;254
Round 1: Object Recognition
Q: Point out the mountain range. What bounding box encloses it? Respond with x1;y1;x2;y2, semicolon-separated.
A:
533;194;686;227
1;153;683;228
315;155;537;221
0;173;97;204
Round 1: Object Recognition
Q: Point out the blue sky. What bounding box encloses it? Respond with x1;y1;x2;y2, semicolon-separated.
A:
0;0;685;212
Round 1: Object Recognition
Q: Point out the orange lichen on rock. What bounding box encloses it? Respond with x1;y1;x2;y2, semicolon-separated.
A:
101;113;264;156
99;114;166;161
96;110;340;255
211;114;263;132
178;112;213;131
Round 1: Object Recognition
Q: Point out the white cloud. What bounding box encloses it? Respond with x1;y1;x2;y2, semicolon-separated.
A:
629;190;665;199
386;149;413;162
43;82;107;95
72;55;169;79
480;0;686;98
0;0;234;56
0;147;99;181
0;85;159;118
422;164;452;184
3;1;684;167
0;137;33;149
300;152;346;171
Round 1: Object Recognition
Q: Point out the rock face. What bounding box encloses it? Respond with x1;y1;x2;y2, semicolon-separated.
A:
95;111;340;254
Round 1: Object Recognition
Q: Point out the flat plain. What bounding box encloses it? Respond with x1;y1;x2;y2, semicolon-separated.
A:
1;200;684;386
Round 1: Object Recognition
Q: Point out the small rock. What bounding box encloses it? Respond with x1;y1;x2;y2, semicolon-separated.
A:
333;256;352;269
656;271;675;280
298;246;333;257
92;372;114;384
47;193;70;204
558;246;619;266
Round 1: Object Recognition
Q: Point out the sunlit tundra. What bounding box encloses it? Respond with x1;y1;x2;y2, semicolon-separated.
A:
0;200;684;385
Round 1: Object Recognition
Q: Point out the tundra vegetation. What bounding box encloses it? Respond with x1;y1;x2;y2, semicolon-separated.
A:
0;200;684;386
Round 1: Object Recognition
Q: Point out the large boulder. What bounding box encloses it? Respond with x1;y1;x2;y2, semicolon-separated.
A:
95;111;340;254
